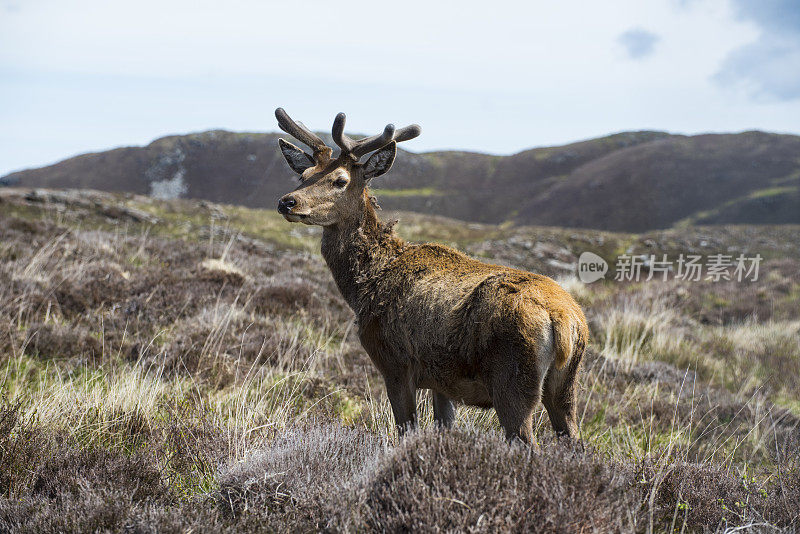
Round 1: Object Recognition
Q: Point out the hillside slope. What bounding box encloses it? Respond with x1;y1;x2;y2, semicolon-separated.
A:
522;131;800;232
3;130;799;231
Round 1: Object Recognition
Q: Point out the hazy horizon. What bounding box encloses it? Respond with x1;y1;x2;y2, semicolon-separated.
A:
4;124;800;177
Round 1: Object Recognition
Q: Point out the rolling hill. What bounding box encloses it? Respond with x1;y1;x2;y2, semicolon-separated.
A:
3;129;799;232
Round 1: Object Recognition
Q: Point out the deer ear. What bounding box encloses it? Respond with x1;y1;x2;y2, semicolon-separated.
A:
279;138;315;175
362;142;397;180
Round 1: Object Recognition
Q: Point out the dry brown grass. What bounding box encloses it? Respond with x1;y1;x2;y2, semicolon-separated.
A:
0;189;798;532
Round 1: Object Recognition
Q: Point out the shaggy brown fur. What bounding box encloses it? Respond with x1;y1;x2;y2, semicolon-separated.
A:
275;110;588;443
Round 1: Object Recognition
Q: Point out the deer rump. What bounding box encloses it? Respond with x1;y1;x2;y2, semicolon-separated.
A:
356;243;587;409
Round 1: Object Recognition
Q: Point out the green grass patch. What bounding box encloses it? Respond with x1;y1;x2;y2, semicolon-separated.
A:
371;186;445;197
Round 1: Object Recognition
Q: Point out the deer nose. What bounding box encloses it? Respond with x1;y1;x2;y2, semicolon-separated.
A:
278;196;296;214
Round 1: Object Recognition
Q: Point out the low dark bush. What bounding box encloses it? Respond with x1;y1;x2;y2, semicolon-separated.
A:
26;322;102;362
30;448;167;503
359;429;640;533
648;454;800;531
250;277;330;319
218;422;386;530
53;262;132;316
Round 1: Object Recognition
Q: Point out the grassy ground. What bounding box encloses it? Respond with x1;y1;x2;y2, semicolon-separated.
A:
0;188;798;533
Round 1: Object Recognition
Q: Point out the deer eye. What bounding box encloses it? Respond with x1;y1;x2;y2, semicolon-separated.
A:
333;177;349;188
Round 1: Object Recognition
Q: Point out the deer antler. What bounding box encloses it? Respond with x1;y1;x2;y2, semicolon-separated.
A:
275;108;332;159
332;112;421;160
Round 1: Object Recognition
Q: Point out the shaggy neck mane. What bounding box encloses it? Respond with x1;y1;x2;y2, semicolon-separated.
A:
320;189;406;317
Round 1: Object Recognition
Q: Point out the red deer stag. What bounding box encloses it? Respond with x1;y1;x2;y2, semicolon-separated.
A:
274;108;588;443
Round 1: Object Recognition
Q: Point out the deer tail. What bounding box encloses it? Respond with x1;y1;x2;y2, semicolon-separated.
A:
551;311;587;370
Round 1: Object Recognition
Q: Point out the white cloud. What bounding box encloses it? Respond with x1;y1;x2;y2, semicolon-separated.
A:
714;0;800;100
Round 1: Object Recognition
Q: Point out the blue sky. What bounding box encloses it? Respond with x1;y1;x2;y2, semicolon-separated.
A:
1;0;799;176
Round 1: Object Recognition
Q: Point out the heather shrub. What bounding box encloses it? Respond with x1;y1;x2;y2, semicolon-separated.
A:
0;401;52;498
53;261;132;315
218;422;386;530
0;493;133;533
0;403;163;532
29;447;168;503
26;322;102;362
359;429;640;533
250;277;322;315
647;456;800;531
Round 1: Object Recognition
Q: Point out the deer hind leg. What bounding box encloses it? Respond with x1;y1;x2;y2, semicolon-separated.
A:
432;391;455;428
384;373;417;437
542;353;582;440
491;346;545;446
495;398;536;446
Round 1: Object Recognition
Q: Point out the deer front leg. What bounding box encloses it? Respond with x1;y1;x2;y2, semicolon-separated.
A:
432;391;455;428
384;373;417;436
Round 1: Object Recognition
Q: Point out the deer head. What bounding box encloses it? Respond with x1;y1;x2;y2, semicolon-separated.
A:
275;108;420;226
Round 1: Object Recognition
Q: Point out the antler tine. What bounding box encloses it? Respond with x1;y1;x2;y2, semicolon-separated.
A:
332;112;356;154
331;112;422;160
351;124;396;159
275;108;329;155
393;124;422;143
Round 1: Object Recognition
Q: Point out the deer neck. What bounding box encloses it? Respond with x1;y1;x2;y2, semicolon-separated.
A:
320;192;404;315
